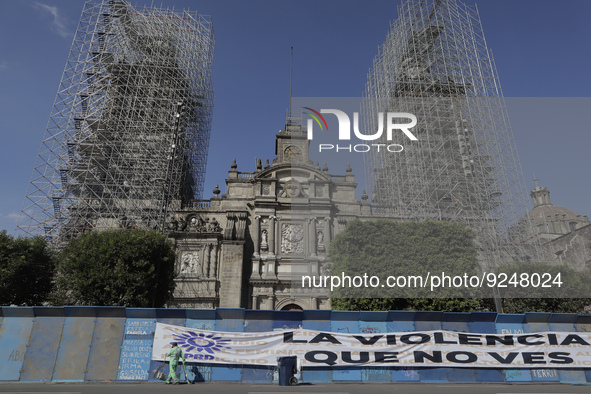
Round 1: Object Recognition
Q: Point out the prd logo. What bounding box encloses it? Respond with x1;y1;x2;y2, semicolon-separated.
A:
303;108;417;153
172;330;232;354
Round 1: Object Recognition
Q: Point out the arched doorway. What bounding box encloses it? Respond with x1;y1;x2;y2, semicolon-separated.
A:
281;303;303;311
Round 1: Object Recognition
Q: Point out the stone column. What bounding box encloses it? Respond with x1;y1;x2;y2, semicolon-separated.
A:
251;260;261;279
309;217;317;256
268;216;276;255
324;217;332;243
251;295;258;309
253;215;261;257
204;244;211;277
219;240;246;308
210;244;218;278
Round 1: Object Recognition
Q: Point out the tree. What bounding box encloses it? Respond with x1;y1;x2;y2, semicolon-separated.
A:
52;229;176;307
0;230;55;305
328;220;481;311
497;262;591;314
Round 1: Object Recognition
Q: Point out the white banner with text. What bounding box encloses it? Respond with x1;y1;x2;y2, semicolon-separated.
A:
152;323;591;368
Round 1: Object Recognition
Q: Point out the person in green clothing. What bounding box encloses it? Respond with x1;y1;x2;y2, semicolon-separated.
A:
165;342;185;384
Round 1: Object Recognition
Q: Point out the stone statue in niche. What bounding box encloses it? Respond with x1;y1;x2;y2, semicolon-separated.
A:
317;230;325;253
281;223;304;254
180;252;200;276
260;229;268;251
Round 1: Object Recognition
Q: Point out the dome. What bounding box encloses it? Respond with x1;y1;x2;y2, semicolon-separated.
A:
513;180;589;243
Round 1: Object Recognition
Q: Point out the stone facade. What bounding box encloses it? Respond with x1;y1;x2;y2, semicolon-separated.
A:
166;121;371;310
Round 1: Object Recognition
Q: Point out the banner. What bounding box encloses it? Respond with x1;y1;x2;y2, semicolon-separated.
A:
152;323;591;368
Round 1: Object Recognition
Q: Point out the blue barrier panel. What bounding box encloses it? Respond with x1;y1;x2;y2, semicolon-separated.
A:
574;315;591;383
186;309;216;331
185;309;216;383
414;312;447;383
386;311;418;382
468;312;504;383
20;308;65;381
442;312;476;383
302;367;332;384
214;308;245;332
211;309;244;382
155;308;186;326
362;367;391;382
52;307;96;382
414;311;443;330
210;363;242;382
330;311;360;382
359;311;388;333
331;311;361;382
273;310;303;330
85;307;126;381
272;311;304;383
122;308;157;381
331;311;360;334
392;367;420;382
242;365;274;384
386;311;415;332
117;317;157;381
576;315;591;333
242;310;275;383
302;310;331;330
150;308;187;381
442;312;471;332
301;310;332;383
495;314;530;382
469;312;497;334
0;307;35;381
332;366;362;382
548;313;587;383
524;313;558;383
359;311;389;382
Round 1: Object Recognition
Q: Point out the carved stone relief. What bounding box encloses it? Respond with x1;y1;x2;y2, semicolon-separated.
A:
280;223;304;254
280;179;305;198
179;252;200;276
167;214;222;233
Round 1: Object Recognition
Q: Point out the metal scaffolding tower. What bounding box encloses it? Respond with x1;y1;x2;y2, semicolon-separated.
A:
363;0;541;269
17;0;214;245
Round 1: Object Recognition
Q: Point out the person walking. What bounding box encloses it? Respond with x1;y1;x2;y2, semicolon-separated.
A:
165;342;185;384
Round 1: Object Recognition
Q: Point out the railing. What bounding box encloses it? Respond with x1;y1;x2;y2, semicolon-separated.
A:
237;172;256;180
181;199;211;209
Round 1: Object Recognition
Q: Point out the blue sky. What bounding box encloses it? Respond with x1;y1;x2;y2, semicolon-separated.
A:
1;0;590;234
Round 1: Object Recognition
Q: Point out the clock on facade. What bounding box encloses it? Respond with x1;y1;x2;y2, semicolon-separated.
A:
284;145;302;160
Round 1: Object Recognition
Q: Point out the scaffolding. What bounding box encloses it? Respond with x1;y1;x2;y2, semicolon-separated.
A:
17;0;214;245
362;0;542;269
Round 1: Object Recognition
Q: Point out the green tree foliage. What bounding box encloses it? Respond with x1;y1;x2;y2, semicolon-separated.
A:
497;262;591;314
328;220;479;301
52;229;176;307
0;230;55;305
331;297;483;312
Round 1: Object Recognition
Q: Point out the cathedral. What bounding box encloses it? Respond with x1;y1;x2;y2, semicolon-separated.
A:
165;120;371;310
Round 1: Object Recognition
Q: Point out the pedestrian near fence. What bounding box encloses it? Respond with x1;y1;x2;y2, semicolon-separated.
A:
165;342;185;384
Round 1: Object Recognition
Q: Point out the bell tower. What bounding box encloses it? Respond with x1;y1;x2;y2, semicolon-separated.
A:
273;120;313;166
